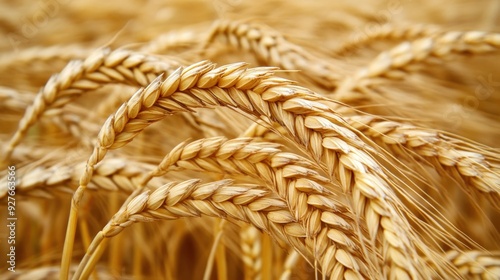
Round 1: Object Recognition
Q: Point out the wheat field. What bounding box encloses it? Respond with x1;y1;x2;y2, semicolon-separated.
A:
0;0;499;279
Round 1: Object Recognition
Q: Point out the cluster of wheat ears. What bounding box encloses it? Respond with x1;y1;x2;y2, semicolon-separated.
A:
0;0;499;279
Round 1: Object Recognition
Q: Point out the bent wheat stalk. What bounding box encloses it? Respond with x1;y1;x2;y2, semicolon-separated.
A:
151;138;358;233
2;48;180;165
74;179;369;279
204;20;341;89
444;250;500;279
0;157;159;199
334;23;441;55
347;115;500;209
118;135;370;277
335;31;500;97
63;61;431;279
147;137;370;276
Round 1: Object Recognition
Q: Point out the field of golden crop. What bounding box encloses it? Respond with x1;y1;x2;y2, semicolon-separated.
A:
1;0;499;279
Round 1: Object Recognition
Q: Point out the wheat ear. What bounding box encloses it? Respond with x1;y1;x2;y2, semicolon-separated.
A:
204;20;340;89
241;225;262;280
0;87;35;112
448;250;500;280
0;45;89;71
151;137;370;272
151;138;357;231
140;29;199;54
65;61;431;278
0;157;161;199
279;250;300;280
139;136;369;277
435;250;500;280
336;31;500;97
334;23;441;55
75;179;369;280
347;115;500;209
2;48;179;165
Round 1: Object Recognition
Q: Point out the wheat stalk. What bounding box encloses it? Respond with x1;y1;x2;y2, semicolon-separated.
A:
445;250;500;280
150;138;357;233
123;134;370;277
148;137;371;273
62;61;438;279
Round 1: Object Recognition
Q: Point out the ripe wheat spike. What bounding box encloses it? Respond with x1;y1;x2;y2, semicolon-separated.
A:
1;1;499;279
